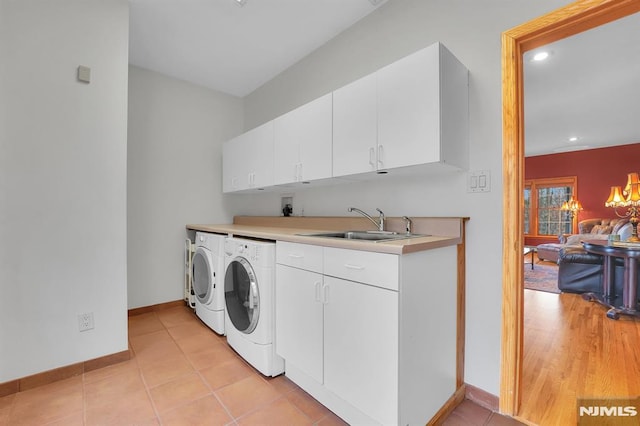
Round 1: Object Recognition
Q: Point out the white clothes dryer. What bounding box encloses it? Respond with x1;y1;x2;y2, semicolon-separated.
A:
192;232;226;335
224;237;284;376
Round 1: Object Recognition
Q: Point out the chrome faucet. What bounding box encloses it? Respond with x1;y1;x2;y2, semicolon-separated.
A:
402;216;413;234
348;207;385;231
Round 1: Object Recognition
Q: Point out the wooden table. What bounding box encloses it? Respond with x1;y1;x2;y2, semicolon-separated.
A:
581;240;640;320
524;246;536;270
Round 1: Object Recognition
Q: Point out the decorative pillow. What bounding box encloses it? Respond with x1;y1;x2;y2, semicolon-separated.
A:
618;223;633;241
590;225;612;234
612;219;630;234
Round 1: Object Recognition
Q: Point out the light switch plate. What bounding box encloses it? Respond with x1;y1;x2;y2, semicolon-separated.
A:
468;170;491;193
77;65;91;83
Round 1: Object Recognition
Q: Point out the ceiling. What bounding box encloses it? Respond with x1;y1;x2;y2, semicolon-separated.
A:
128;0;387;97
524;11;640;157
129;2;638;156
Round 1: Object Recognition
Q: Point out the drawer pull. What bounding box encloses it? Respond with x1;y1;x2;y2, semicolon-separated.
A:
344;264;365;271
288;253;304;259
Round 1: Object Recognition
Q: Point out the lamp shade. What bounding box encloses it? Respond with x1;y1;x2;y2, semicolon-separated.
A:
571;198;583;211
627;183;640;204
624;172;640;196
605;186;625;207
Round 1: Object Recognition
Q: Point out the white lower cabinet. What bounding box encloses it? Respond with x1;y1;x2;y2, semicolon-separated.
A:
275;241;457;425
323;275;398;425
274;264;323;383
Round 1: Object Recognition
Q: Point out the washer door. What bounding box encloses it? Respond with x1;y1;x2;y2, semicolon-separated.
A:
192;247;214;305
225;257;260;334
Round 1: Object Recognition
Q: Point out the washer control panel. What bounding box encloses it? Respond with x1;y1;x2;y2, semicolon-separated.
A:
224;238;274;266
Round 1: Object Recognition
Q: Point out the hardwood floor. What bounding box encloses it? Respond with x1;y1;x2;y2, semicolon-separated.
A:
519;289;640;425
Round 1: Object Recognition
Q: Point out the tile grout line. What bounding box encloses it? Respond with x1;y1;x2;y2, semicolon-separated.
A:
136;312;164;425
173;310;303;424
162;308;239;424
127;306;343;425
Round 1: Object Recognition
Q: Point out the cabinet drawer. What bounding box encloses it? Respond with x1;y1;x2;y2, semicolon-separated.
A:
324;247;398;291
276;241;323;273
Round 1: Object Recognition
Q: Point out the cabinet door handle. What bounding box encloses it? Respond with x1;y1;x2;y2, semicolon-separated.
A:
315;281;321;302
344;263;365;271
369;147;375;169
322;283;330;304
377;144;384;168
288;253;303;259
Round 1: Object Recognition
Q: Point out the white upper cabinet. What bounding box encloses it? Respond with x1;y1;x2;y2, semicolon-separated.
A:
222;42;468;192
333;42;468;178
332;72;378;177
273;93;333;185
222;121;274;193
377;43;440;170
377;42;468;171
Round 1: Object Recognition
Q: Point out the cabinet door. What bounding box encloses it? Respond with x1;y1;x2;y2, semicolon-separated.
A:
222;134;248;192
274;93;333;185
245;121;274;189
222;122;274;192
323;276;398;425
275;265;324;383
377;43;441;170
333;72;378;177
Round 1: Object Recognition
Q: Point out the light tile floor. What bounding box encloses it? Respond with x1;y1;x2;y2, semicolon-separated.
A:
0;305;522;425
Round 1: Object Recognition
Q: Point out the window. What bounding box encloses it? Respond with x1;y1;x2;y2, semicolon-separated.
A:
524;176;578;237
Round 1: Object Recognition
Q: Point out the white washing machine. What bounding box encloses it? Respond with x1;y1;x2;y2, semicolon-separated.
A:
224;237;284;376
192;232;226;335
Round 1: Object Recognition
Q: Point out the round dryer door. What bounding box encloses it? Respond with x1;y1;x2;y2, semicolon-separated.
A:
192;247;214;305
225;257;260;334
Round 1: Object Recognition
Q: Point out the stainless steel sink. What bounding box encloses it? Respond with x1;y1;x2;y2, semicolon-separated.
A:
298;230;427;242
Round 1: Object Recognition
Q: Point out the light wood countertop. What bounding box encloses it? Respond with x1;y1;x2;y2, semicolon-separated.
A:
186;216;466;255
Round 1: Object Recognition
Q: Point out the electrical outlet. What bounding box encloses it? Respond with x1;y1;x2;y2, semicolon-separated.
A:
281;195;294;216
78;313;94;332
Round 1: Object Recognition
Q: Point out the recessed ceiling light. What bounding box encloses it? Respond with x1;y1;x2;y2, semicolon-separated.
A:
532;51;549;62
568;136;579;142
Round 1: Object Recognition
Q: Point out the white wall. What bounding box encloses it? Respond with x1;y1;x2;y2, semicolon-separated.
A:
238;0;573;396
0;0;129;382
127;66;243;309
